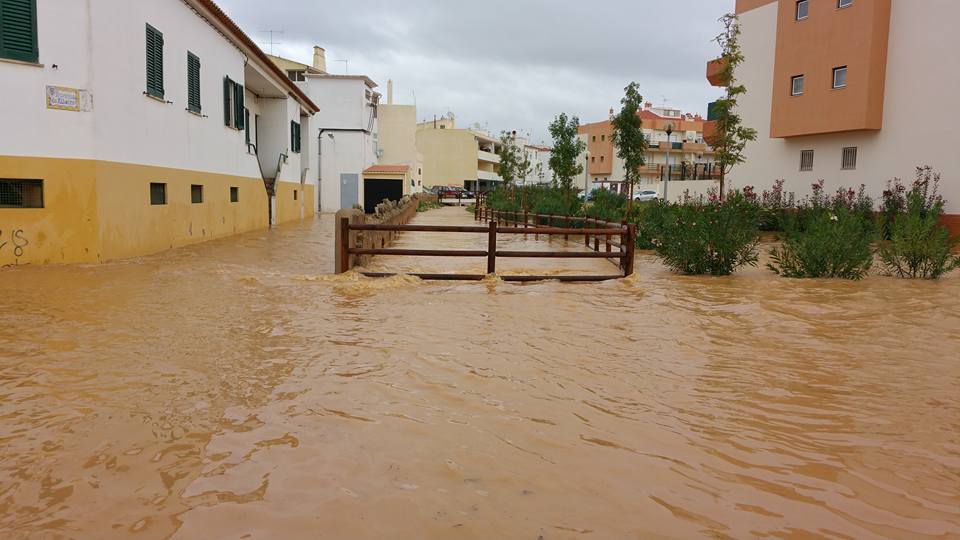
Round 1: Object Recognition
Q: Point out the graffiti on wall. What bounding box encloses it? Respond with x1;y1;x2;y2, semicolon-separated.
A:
0;229;29;258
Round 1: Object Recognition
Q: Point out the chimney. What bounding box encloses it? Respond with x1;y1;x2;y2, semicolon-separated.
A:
312;46;327;73
387;79;394;105
644;101;652;109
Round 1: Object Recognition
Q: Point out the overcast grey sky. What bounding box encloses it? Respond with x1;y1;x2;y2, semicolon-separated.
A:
218;0;735;145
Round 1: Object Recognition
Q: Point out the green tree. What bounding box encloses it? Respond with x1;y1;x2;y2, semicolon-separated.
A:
548;113;586;207
516;147;533;187
497;132;520;186
708;13;757;198
611;82;647;214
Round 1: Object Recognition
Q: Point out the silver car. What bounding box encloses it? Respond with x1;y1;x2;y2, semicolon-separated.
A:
634;189;660;202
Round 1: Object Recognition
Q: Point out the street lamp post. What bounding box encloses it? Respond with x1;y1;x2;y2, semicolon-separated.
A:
584;151;590;198
663;123;673;203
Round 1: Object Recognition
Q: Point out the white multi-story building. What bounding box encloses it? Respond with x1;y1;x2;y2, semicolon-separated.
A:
272;48;384;213
717;0;959;233
0;0;318;266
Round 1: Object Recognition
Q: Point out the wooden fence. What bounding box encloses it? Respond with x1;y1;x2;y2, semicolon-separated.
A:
336;203;635;282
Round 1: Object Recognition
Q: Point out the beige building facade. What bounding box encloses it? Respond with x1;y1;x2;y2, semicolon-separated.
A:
416;115;503;191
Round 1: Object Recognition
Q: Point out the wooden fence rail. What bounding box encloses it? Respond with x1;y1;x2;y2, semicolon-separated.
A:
337;208;635;282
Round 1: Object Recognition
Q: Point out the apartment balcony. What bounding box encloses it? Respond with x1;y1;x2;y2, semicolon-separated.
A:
706;58;728;87
478;150;501;163
477;170;502;182
682;142;708;153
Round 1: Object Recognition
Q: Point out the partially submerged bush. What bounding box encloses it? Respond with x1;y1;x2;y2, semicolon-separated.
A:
768;206;874;280
878;167;960;279
648;193;760;276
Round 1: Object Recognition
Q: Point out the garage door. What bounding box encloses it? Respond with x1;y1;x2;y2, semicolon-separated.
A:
363;179;403;213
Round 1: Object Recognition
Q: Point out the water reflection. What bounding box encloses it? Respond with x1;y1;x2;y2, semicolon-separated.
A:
0;206;958;539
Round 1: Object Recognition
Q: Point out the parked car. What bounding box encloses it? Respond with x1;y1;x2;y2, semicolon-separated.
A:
634;189;660;202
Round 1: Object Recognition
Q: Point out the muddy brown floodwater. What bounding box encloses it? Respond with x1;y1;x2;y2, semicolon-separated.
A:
1;205;959;540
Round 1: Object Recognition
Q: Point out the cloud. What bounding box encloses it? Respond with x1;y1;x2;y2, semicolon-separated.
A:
216;0;735;141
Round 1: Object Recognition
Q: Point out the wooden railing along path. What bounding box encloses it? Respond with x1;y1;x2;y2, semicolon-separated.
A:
337;197;635;282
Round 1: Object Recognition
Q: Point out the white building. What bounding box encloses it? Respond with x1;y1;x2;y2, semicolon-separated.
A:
272;48;381;213
0;0;318;266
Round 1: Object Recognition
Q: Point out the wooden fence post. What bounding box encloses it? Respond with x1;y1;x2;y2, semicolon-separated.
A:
487;220;497;275
338;217;351;274
624;223;636;277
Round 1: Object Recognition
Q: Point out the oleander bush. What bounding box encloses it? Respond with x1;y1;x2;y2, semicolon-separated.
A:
877;167;960;279
767;182;875;280
646;192;760;276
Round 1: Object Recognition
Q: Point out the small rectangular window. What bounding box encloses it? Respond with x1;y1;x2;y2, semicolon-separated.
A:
293;189;298;201
842;147;857;170
791;75;804;96
796;0;809;20
145;24;164;99
0;179;43;208
244;109;251;145
187;52;201;113
838;0;852;7
800;150;814;171
833;66;848;89
230;186;239;202
601;135;606;142
0;0;39;63
191;184;203;204
150;182;166;205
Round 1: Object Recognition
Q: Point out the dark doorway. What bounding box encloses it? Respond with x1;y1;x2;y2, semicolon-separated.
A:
363;178;403;213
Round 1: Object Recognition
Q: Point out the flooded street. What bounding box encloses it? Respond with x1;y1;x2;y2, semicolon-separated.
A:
1;206;959;539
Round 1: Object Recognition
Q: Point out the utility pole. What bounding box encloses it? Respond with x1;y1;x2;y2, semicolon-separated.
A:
664;123;673;202
334;59;349;74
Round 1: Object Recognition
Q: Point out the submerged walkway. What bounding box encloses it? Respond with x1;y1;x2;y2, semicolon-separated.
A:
360;206;621;278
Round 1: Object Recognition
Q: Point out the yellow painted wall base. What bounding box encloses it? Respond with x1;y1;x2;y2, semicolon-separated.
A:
0;156;315;265
275;181;315;225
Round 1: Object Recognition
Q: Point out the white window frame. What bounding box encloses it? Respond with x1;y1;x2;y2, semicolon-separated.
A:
791;75;805;96
832;66;848;89
800;149;814;172
796;0;809;20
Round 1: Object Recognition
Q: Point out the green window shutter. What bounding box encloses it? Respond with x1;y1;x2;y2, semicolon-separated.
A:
0;0;38;63
234;83;244;130
187;52;201;113
145;24;164;98
223;77;231;126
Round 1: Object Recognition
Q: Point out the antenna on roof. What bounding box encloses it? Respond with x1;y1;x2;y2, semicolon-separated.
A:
333;59;349;74
259;30;284;55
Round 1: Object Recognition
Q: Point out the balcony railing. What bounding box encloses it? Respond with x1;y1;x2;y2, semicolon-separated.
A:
478;150;501;163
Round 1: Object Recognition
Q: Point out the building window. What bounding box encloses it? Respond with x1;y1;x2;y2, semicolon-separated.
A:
223;77;245;129
0;179;43;208
592;136;596;142
591;156;595;163
187;52;201;113
791;75;804;96
293;189;298;200
230;186;239;202
191;184;203;204
833;66;848;89
0;0;38;63
841;147;857;170
287;70;305;82
601;135;606;142
600;156;605;163
244;109;251;145
145;24;164;99
796;0;809;20
799;150;814;171
150;182;166;205
290;121;301;153
838;0;853;7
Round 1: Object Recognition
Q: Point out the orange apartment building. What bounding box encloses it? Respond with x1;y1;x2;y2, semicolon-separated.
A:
714;0;960;232
578;104;718;199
